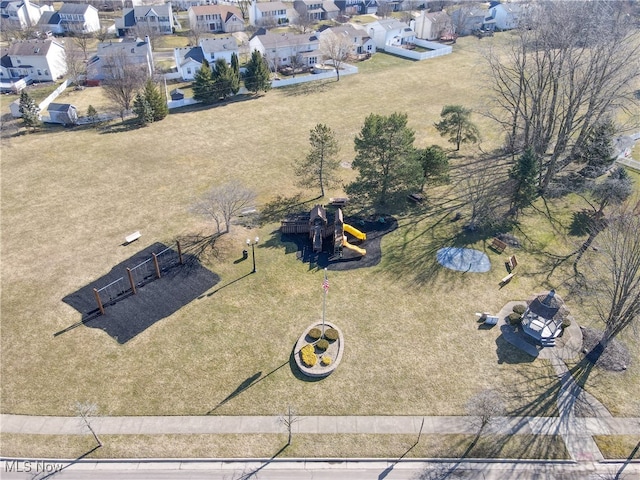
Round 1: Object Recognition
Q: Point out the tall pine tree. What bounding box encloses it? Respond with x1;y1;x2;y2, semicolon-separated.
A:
133;92;154;125
18;90;40;132
143;79;168;121
193;59;216;104
244;50;271;94
211;58;235;100
509;147;539;215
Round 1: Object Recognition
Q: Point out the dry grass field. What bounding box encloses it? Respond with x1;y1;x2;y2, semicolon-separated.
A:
1;34;639;458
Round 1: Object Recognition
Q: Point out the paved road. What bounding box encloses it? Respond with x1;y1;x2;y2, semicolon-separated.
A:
1;459;639;480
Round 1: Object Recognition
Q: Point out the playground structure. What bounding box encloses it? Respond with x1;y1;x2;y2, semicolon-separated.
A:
281;204;367;257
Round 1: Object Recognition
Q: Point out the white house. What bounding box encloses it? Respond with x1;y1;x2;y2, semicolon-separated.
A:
0;0;53;30
5;38;66;82
36;11;63;35
318;25;375;58
86;37;154;82
248;1;290;28
293;0;340;22
489;2;525;31
367;18;415;50
450;5;494;36
58;3;101;34
249;31;320;71
412;10;452;41
115;2;174;37
174;37;239;81
188;4;244;33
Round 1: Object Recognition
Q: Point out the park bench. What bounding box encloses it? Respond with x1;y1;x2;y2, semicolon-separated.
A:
499;272;515;287
506;254;518;273
125;231;141;244
490;237;507;254
329;197;349;207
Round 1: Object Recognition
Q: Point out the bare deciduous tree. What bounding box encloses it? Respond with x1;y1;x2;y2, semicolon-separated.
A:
101;49;149;121
466;389;505;435
192;182;257;235
279;405;302;446
73;401;103;447
72;32;92;61
584;203;640;349
484;1;640;193
64;41;87;89
319;31;353;81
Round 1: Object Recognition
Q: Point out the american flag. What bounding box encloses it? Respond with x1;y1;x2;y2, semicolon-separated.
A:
322;275;329;293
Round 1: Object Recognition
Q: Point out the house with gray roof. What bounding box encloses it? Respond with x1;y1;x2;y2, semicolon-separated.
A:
115;2;174;37
366;18;415;50
248;1;291;28
187;4;244;33
318;24;375;58
1;0;52;30
4;38;66;82
249;30;321;71
58;3;101;34
174;37;239;81
412;10;452;41
36;10;63;35
450;5;495;36
86;37;154;82
489;2;526;30
293;0;340;22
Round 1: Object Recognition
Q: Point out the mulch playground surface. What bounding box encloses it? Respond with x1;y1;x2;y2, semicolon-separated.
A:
61;243;219;344
281;215;398;271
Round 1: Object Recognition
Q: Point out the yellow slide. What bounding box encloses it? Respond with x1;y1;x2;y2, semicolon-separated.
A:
343;223;366;240
342;237;366;256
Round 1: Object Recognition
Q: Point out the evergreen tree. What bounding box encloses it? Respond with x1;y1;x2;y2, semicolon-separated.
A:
193;59;216;104
294;123;341;197
211;58;235;100
133;92;154;125
577;119;617;178
346;112;419;205
510;147;539;214
415;145;449;193
142;78;168;121
230;52;240;94
434;105;480;151
18;90;40;132
244;50;271;94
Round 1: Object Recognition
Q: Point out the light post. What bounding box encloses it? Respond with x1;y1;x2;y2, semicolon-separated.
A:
246;236;259;273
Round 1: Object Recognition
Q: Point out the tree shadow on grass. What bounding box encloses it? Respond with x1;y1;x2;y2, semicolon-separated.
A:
206;347;314;414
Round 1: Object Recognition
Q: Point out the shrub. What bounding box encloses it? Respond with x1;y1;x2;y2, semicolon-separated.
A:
512;304;526;315
508;312;522;325
316;339;329;351
562;318;572;329
321;356;332;366
308;328;322;340
324;328;339;341
300;344;317;367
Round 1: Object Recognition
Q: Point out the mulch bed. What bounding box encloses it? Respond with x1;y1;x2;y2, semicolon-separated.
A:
61;243;219;344
579;327;631;372
281;214;398;271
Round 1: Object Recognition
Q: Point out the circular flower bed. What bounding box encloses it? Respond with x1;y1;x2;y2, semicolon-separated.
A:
294;321;344;378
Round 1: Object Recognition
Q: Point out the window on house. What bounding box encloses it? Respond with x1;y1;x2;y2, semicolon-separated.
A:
187;67;191;74
367;44;372;51
308;56;317;64
37;69;42;75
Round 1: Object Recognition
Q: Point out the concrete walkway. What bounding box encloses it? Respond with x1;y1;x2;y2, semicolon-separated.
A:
3;413;640;462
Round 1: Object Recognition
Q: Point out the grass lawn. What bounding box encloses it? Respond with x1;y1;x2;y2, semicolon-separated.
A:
1;34;639;458
0;433;569;460
593;435;640;460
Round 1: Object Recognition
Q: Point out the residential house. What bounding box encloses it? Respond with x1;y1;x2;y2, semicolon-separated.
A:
188;4;244;33
367;18;415;50
58;3;101;34
115;2;174;37
45;103;78;125
0;46;30;91
86;37;154;82
248;1;290;28
293;0;340;22
332;0;360;16
0;0;53;30
4;38;66;82
174;36;239;80
318;24;375;58
249;30;320;71
489;2;525;31
36;11;63;35
412;10;452;41
450;5;495;36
